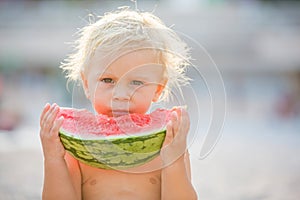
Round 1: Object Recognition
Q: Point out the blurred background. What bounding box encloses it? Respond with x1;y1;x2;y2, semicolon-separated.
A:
1;0;300;199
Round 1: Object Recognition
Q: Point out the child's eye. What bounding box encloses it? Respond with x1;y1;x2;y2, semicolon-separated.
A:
101;78;115;84
131;80;144;86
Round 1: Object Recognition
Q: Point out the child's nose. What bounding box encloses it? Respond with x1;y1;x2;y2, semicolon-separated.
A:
112;85;131;101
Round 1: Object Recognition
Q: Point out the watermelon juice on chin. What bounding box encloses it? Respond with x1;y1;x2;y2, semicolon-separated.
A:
57;107;171;170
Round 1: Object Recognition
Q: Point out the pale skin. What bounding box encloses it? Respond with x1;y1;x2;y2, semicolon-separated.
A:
40;49;197;200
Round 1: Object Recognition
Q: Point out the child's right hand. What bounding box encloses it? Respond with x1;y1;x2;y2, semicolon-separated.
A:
39;103;65;161
160;107;190;165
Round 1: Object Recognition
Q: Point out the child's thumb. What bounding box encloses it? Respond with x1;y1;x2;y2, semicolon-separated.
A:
162;121;173;147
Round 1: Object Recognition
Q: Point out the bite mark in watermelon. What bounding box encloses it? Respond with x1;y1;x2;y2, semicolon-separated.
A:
57;108;171;169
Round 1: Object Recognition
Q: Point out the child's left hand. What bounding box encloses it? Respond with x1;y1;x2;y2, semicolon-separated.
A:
160;107;190;165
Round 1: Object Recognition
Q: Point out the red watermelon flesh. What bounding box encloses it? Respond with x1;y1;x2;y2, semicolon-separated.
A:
57;108;171;138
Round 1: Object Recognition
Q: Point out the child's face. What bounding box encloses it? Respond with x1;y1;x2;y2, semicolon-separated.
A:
82;49;166;117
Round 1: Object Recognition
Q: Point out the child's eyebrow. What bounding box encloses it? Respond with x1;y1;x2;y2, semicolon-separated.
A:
131;75;150;80
96;71;115;78
130;74;161;83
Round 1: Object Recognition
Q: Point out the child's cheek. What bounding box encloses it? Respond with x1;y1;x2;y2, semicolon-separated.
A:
139;98;155;114
92;94;111;115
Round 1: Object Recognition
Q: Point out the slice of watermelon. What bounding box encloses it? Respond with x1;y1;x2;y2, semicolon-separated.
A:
57;108;171;170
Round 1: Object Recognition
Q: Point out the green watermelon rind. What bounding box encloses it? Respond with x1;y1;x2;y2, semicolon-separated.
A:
59;129;166;170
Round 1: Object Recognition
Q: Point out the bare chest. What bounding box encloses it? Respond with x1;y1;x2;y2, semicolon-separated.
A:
80;164;161;200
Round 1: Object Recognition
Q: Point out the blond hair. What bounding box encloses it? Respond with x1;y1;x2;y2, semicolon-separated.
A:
60;8;191;101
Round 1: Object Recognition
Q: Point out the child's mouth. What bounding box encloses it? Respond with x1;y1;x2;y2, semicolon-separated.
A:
111;110;129;117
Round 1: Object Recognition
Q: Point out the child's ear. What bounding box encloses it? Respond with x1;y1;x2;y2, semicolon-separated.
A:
152;79;167;102
80;71;90;99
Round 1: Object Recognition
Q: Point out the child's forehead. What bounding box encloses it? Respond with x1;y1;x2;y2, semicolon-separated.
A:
102;63;164;75
89;48;162;70
87;48;164;80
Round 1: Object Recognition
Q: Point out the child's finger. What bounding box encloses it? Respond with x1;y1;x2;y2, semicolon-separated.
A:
45;105;60;131
181;109;190;132
177;108;190;140
40;107;54;133
163;121;174;147
170;111;179;135
50;116;64;137
42;104;59;133
42;103;56;124
40;103;50;121
40;103;51;127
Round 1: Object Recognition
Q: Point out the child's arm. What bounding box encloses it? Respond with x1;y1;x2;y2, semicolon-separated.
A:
40;103;81;200
160;108;198;200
